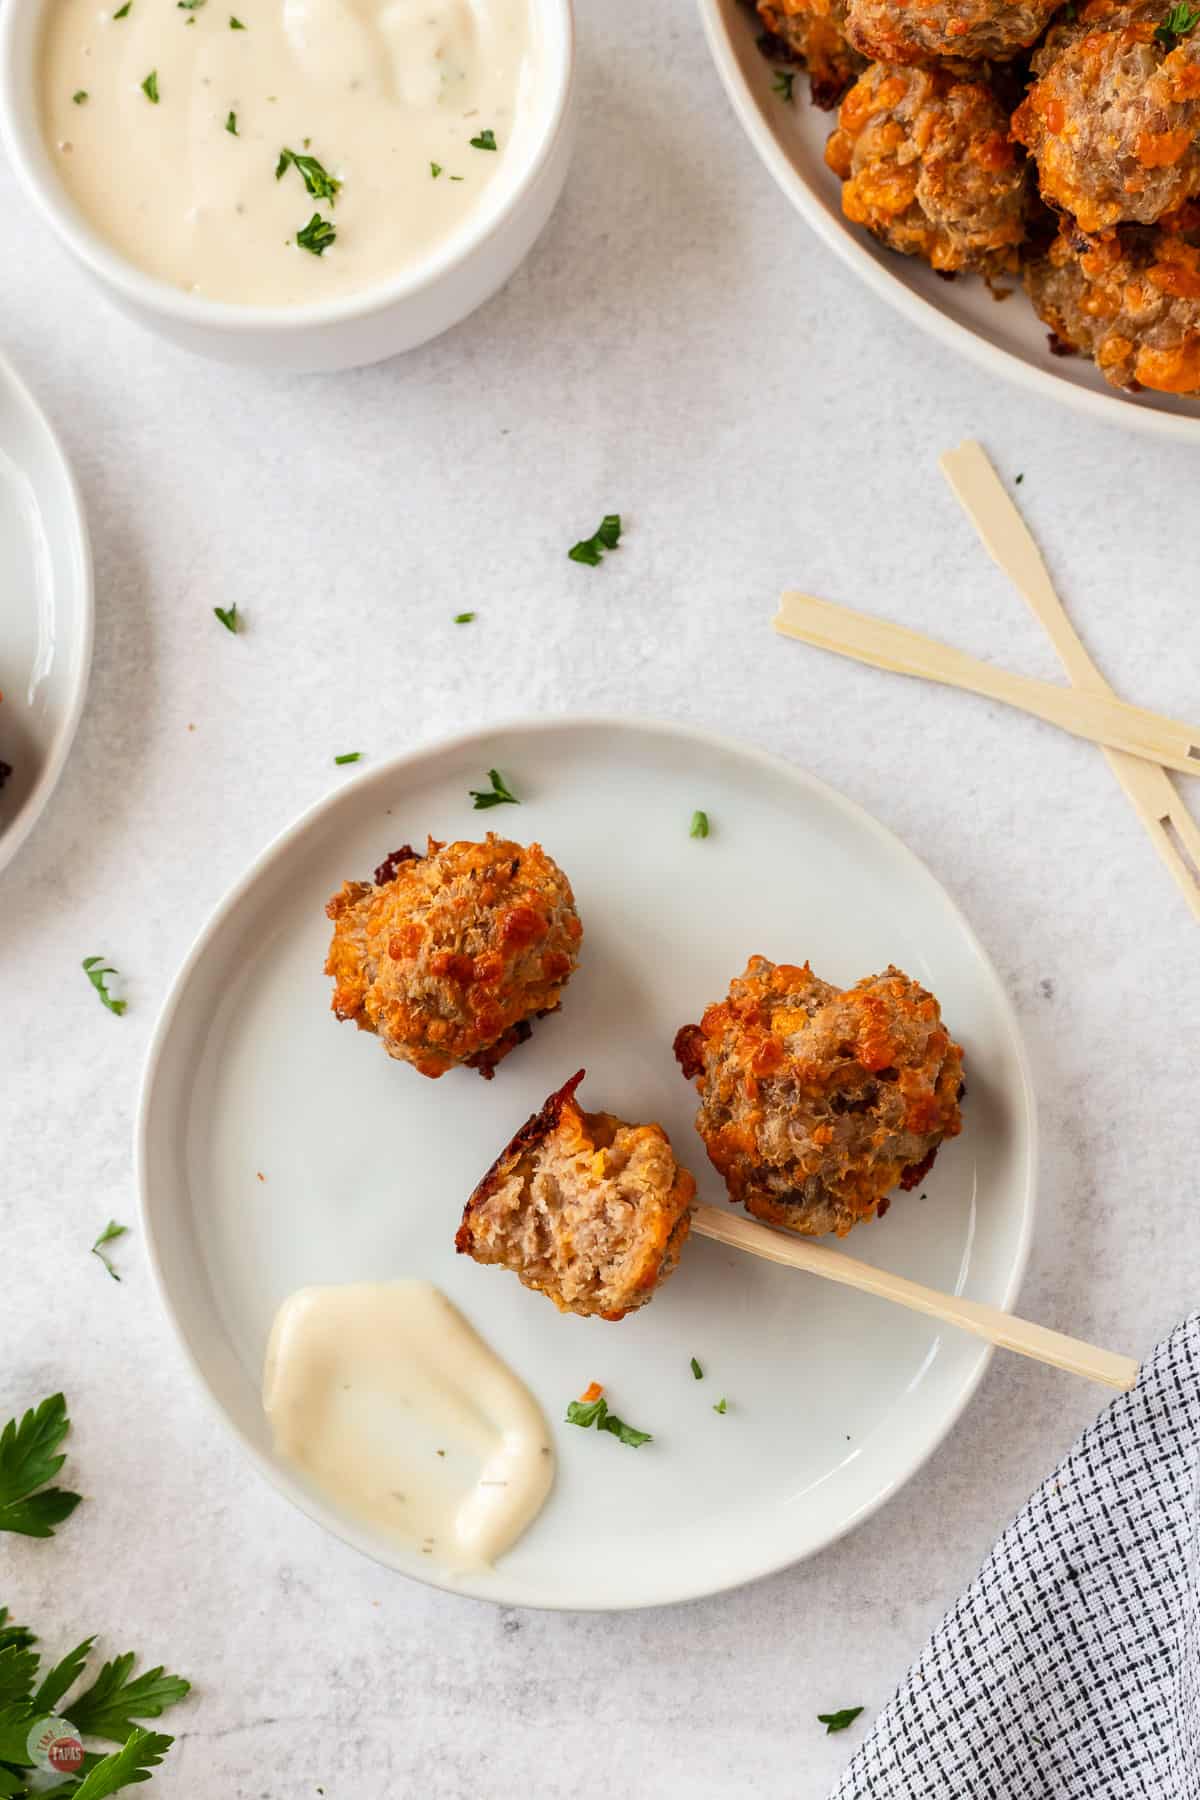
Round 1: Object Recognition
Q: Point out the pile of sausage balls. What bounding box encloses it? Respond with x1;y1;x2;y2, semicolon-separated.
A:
757;0;1200;397
325;832;965;1323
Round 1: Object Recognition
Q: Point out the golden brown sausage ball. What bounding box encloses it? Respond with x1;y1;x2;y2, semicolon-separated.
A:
325;834;582;1079
844;0;1058;63
1025;203;1200;391
825;62;1028;276
1013;1;1200;234
674;957;964;1238
757;0;865;108
456;1071;696;1320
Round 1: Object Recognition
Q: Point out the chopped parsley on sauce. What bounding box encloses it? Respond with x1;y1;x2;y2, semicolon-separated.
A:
296;213;336;255
141;69;159;102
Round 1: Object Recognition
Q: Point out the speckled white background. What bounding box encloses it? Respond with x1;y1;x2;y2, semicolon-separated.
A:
3;1;1199;1794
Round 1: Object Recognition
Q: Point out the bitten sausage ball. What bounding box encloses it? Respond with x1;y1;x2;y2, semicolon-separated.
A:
674;957;964;1237
844;0;1058;64
456;1071;696;1320
825;62;1028;276
1025;203;1200;391
324;834;582;1079
1013;1;1200;235
757;0;865;108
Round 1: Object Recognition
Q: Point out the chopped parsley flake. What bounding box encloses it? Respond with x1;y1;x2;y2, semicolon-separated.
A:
213;603;240;633
296;212;336;255
568;513;621;566
276;146;341;203
713;1397;728;1414
818;1707;865;1735
178;0;206;9
1015;471;1025;484
772;68;796;102
73;89;89;103
334;752;362;765
91;1219;129;1282
469;767;519;809
690;1357;703;1380
431;161;443;178
230;12;246;23
690;810;710;839
565;1396;652;1449
82;956;126;1016
225;110;238;134
454;611;476;623
113;2;132;16
141;69;159;102
469;128;497;150
1156;1;1200;44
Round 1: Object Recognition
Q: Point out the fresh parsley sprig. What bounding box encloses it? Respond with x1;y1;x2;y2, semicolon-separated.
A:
469;768;519;809
818;1706;864;1735
276;147;341;203
565;1395;652;1449
91;1221;128;1283
568;514;621;566
0;1395;82;1539
82;958;125;1016
73;1728;176;1798
1156;1;1200;44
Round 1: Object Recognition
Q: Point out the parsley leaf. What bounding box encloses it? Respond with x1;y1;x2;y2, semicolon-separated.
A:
113;2;132;16
73;1728;175;1798
276;147;341;203
230;12;246;23
431;161;443;178
0;1645;40;1707
296;213;336;255
690;810;710;839
818;1706;864;1735
568;513;621;565
690;1357;703;1380
91;1220;128;1283
772;68;796;102
70;1655;191;1743
713;1397;728;1414
34;1637;96;1713
0;1612;36;1656
141;70;159;103
213;603;239;632
470;127;497;150
73;90;89;103
565;1396;652;1449
225;110;238;134
454;611;475;623
177;0;206;9
0;1395;82;1539
334;752;362;765
82;957;126;1015
1156;0;1200;42
468;767;519;809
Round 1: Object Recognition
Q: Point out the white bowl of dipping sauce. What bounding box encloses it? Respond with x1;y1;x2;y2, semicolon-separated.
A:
0;0;575;371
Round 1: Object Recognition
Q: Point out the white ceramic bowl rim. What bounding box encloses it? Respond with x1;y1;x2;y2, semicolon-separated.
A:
135;712;1038;1611
0;0;574;335
696;0;1200;442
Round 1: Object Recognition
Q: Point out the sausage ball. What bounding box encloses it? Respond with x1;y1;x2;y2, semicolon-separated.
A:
325;834;582;1079
844;0;1058;64
825;62;1028;276
456;1072;696;1320
1026;203;1200;391
674;957;964;1237
757;0;865;108
1013;1;1200;234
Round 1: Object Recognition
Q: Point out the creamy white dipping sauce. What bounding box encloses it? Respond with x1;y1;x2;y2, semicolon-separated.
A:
39;0;540;305
262;1280;554;1570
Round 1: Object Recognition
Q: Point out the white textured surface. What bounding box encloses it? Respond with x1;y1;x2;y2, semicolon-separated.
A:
2;1;1198;1793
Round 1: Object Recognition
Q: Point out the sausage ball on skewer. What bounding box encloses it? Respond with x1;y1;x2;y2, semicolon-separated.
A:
757;0;865;108
843;0;1058;64
456;1072;696;1320
1013;1;1200;235
325;834;582;1079
1025;203;1200;392
674;957;964;1238
825;62;1028;276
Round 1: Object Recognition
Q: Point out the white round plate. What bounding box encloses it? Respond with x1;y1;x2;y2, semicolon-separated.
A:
0;354;93;877
698;0;1200;441
139;716;1035;1611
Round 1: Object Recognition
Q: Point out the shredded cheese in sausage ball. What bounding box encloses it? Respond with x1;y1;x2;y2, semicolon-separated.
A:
325;834;582;1079
674;957;964;1238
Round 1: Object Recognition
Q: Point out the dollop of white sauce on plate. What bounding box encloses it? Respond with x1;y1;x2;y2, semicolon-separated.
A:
262;1279;554;1571
38;0;540;305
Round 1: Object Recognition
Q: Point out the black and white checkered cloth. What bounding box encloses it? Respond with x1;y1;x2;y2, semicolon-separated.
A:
831;1316;1200;1800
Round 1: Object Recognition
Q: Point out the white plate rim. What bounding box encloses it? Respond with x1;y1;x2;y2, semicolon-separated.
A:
696;0;1200;444
0;350;94;879
135;712;1038;1611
